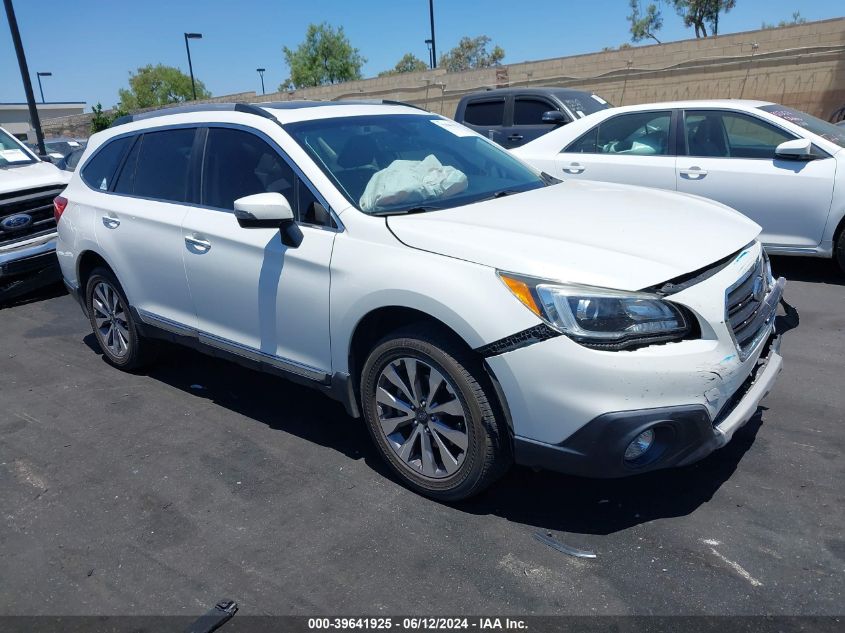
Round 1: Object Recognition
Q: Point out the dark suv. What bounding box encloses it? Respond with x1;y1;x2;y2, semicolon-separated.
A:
454;87;612;148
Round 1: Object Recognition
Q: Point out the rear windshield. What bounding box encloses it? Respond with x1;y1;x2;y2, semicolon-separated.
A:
558;93;612;118
759;105;845;149
0;128;37;167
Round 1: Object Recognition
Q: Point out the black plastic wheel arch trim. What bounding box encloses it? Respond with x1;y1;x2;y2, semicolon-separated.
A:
475;323;561;357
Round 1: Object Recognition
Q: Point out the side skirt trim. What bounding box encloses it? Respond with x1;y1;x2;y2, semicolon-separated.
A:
136;308;330;383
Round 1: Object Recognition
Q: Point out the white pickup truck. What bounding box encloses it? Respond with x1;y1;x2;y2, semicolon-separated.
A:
0;126;70;303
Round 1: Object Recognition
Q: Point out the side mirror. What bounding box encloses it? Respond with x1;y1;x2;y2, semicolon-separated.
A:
541;110;567;125
234;192;302;248
775;138;814;161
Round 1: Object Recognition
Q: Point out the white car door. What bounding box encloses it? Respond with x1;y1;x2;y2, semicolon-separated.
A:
676;109;836;248
180;127;335;377
91;129;198;328
554;109;677;191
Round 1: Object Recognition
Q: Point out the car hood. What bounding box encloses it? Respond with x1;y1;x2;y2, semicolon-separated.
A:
0;161;70;194
386;181;761;291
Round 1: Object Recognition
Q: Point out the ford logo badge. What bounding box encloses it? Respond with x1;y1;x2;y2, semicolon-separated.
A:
751;276;766;303
0;213;33;232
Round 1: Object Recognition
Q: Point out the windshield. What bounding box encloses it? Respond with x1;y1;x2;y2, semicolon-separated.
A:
46;140;83;157
284;114;546;214
559;93;612;118
759;105;845;149
0;128;37;167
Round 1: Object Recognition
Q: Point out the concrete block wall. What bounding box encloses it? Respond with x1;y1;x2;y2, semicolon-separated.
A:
41;18;845;138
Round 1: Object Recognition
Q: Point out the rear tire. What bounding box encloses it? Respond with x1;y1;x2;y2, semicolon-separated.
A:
360;324;511;501
85;267;156;370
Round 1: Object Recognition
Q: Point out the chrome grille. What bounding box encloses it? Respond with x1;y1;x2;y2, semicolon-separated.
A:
0;185;64;248
725;254;771;357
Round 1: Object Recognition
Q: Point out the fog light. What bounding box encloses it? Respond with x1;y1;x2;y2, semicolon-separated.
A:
624;429;655;462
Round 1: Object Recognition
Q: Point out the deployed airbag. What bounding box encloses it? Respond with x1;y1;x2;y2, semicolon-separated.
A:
359;154;468;212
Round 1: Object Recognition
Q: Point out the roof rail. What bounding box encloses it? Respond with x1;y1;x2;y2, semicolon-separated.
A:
108;98;428;129
109;102;277;128
256;98;427;111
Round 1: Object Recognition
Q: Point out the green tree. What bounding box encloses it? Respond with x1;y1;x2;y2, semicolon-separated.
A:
117;64;210;111
628;0;663;44
762;11;806;29
378;53;429;77
439;36;505;72
90;102;129;134
280;22;366;89
672;0;736;38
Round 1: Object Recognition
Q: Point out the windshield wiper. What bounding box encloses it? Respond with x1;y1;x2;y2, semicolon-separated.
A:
370;205;440;216
477;189;521;203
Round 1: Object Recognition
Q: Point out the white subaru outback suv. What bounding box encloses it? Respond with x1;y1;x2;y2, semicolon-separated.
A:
56;101;786;500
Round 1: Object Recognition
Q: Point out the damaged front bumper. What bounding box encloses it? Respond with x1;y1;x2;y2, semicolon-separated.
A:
486;242;789;478
513;330;784;478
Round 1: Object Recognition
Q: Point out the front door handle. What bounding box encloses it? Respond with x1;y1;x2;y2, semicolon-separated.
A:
679;166;708;179
101;215;120;229
185;235;211;252
563;162;585;174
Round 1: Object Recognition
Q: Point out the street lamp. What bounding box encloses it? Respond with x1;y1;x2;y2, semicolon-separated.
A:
184;32;202;100
4;0;46;155
428;0;437;69
36;71;52;103
256;68;266;95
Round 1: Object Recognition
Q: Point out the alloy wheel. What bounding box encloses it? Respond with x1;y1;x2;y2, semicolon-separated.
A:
91;281;131;358
375;356;469;479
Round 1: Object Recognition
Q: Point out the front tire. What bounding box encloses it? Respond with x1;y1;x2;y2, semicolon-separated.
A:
85;267;155;370
360;325;511;501
835;229;845;275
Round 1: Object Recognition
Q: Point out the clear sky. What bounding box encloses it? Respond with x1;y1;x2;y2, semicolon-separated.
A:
1;0;842;109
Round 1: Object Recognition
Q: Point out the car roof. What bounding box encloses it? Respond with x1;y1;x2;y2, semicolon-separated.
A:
594;99;773;113
460;87;599;100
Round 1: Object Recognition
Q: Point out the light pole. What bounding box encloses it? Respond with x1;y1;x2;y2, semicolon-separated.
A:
36;71;51;103
184;32;202;100
256;68;266;95
3;0;45;155
428;0;437;69
424;39;433;69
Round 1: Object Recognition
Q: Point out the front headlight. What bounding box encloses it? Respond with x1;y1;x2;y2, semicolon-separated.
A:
499;272;691;349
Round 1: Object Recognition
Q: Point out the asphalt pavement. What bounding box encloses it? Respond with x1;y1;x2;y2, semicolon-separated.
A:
0;256;842;616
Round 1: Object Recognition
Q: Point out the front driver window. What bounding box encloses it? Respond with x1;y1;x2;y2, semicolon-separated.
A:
203;128;295;212
685;110;794;159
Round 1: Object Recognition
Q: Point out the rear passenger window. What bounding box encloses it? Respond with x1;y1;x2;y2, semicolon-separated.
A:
203;127;296;212
464;100;505;126
81;136;131;191
514;98;556;125
565;128;599;153
564;112;671;156
597;112;671;156
113;136;141;194
132;128;196;203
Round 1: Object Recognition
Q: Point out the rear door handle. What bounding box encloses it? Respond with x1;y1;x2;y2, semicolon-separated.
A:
563;162;585;174
101;215;120;229
679;166;708;179
185;234;211;252
508;134;524;141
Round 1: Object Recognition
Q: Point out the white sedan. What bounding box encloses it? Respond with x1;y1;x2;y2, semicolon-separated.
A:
513;99;845;271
